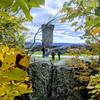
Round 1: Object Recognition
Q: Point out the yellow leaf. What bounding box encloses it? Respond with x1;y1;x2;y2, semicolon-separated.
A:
17;83;28;94
17;83;32;94
2;54;16;70
0;76;10;83
25;76;30;81
0;46;32;99
0;85;6;96
0;95;14;100
15;50;24;56
91;27;100;35
19;55;30;68
2;45;9;54
0;53;3;61
8;48;15;55
60;16;67;23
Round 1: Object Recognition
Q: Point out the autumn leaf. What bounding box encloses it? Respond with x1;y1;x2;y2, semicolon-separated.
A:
91;27;100;35
19;55;30;68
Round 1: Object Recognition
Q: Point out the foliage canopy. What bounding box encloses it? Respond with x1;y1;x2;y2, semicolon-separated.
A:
61;0;100;64
0;0;45;99
0;0;44;21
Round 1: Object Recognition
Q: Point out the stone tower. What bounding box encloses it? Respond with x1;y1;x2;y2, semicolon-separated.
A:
41;24;54;46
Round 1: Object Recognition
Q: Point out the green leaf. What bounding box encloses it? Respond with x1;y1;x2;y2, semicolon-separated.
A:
5;68;28;81
27;0;45;8
90;89;97;94
95;22;100;27
95;7;100;16
0;0;13;8
63;0;73;7
12;0;19;12
94;16;100;27
17;0;44;20
95;84;100;89
79;0;86;6
75;25;83;31
89;0;96;8
0;11;9;18
85;16;94;27
13;0;32;21
71;21;78;26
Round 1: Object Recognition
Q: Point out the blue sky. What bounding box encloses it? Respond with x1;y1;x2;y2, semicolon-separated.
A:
25;0;85;43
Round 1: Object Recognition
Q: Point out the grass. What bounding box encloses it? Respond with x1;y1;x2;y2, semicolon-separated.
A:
33;51;92;56
32;53;64;61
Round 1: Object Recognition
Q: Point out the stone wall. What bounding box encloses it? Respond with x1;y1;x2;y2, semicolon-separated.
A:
28;61;82;100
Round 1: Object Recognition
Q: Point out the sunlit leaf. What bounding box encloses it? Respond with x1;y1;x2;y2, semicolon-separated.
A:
0;85;6;96
89;0;96;8
27;0;44;8
18;83;28;91
86;16;94;27
12;0;19;12
91;27;100;34
5;68;28;81
0;53;3;61
2;54;16;70
95;84;100;88
19;55;30;68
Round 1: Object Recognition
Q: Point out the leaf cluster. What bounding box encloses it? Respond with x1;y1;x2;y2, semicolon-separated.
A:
0;0;44;21
0;11;27;48
61;0;100;31
87;73;100;99
0;45;32;99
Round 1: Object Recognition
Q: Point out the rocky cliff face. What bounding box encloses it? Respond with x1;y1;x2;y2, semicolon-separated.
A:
29;61;82;100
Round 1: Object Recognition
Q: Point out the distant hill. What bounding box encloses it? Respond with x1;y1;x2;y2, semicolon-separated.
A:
48;43;85;47
26;42;86;48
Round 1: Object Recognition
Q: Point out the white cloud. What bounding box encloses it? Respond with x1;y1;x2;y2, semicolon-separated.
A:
53;36;85;43
25;0;85;43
